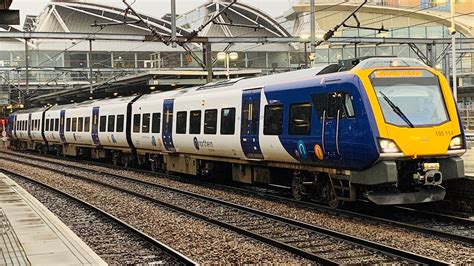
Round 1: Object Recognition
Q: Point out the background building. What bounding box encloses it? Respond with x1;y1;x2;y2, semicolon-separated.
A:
0;0;473;109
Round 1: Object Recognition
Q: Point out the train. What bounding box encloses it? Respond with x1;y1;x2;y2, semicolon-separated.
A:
6;57;467;207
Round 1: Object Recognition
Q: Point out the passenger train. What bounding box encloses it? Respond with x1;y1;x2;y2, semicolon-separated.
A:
7;57;466;206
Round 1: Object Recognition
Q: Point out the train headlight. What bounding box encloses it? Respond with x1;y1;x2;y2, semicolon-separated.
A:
449;135;463;150
378;138;401;153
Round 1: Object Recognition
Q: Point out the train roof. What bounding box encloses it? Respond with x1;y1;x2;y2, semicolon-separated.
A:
135;65;334;103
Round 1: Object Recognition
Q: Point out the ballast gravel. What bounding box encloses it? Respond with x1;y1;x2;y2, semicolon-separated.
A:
0;159;310;264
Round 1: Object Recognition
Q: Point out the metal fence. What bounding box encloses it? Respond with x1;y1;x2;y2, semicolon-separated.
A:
460;109;474;131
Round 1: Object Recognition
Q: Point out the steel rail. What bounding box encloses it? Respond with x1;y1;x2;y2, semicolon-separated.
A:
5;150;472;245
0;154;448;265
0;167;197;266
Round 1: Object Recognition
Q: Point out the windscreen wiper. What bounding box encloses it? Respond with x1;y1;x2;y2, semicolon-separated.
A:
379;92;414;128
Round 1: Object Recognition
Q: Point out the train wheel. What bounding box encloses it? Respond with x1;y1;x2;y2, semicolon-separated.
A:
55;147;60;157
291;174;306;201
112;152;120;166
322;179;342;209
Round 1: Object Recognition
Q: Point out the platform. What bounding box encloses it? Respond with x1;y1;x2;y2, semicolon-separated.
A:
0;173;106;265
463;144;473;178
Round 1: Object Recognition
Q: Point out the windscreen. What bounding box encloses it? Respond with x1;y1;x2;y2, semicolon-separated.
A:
370;70;449;127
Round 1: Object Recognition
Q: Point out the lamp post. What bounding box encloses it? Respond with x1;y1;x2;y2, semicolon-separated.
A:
450;0;457;103
300;30;325;67
217;51;238;79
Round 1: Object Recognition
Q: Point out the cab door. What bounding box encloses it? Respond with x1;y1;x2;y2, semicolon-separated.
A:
240;88;263;160
313;90;346;161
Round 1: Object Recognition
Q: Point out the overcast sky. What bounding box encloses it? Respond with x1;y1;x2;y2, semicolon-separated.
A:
10;0;295;29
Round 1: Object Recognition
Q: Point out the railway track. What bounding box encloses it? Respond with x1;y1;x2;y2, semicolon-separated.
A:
0;152;450;264
0;168;196;265
3;150;472;246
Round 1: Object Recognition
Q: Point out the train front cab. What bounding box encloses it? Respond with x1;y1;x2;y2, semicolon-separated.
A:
351;59;466;205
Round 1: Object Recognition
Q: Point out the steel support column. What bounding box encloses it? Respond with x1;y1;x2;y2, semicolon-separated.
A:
24;38;29;95
204;42;212;83
89;39;93;94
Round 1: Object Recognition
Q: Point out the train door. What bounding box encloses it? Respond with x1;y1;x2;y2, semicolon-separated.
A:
162;99;176;152
27;113;32;140
7;115;15;138
240;88;264;160
313;90;352;161
92;107;100;145
59;110;66;142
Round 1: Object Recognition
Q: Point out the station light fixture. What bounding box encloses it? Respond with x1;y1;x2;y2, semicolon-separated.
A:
229;52;238;60
217;52;239;79
300;32;310;40
315;30;326;40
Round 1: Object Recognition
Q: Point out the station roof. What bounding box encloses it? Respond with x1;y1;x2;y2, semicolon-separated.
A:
32;0;190;36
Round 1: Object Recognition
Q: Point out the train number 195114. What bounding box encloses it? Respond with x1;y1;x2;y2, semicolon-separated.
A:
435;130;454;137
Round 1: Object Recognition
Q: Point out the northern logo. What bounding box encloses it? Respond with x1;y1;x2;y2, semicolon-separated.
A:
193;137;200;150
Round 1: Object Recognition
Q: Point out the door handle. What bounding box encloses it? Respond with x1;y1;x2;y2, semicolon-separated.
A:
336;109;341;156
321;110;326;155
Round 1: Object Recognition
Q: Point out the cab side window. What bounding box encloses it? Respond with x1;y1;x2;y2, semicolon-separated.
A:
312;92;355;119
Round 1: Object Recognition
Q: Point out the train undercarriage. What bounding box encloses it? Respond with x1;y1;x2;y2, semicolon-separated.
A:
8;139;464;207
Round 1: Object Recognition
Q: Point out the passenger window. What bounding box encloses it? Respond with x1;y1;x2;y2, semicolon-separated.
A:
189;110;201;134
133;114;140;133
176;111;187;134
84;117;90;132
142;113;150;133
116;115;124;132
204;109;217;134
77;117;83;132
99;115;107;132
72;118;77;132
264;104;283;135
151;113;160;133
221;108;235;135
66;118;71;132
45;119;50;132
107;115;115;132
289;103;311;135
55;118;59;131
